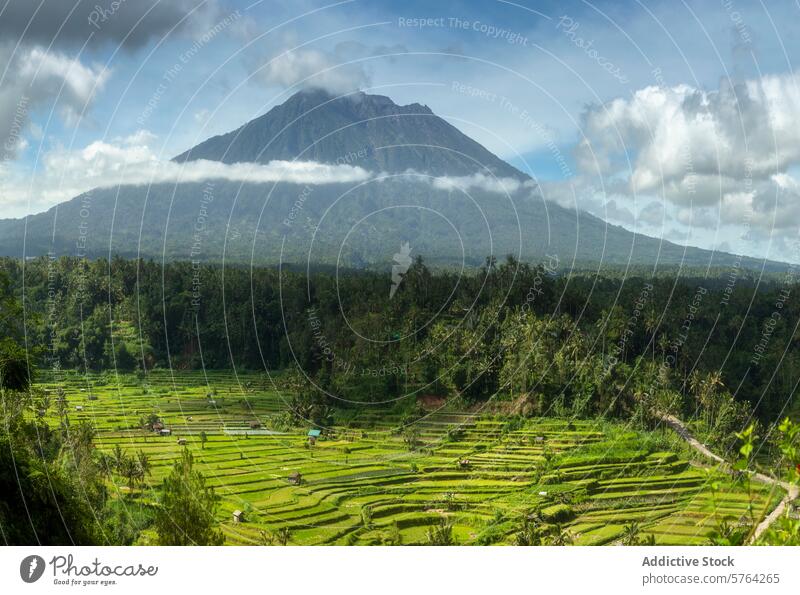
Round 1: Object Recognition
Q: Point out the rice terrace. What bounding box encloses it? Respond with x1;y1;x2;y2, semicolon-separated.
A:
32;369;783;546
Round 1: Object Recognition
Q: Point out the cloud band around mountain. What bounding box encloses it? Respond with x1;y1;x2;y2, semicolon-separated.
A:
2;129;537;218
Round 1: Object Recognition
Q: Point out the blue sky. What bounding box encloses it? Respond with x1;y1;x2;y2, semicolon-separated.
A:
3;0;800;262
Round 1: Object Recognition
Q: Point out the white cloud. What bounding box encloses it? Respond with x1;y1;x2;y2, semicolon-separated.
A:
0;45;109;161
1;128;545;218
18;47;108;104
258;48;370;94
428;172;537;195
676;206;720;229
637;201;669;225
573;72;800;247
0;132;374;217
578;74;800;202
45;137;372;187
600;199;634;225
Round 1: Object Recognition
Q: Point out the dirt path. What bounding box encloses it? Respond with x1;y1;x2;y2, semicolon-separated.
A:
659;413;726;464
749;471;799;543
657;413;798;544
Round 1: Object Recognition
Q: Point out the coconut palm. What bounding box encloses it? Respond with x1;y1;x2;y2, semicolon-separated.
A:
546;524;574;546
621;521;641;545
118;456;140;491
112;444;125;472
136;451;151;484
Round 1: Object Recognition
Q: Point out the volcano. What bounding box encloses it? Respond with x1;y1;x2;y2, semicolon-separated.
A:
0;89;781;271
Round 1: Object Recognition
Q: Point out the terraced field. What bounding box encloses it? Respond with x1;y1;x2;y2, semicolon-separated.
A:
36;370;781;545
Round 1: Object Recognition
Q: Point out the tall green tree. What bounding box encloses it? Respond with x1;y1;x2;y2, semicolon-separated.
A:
154;449;223;545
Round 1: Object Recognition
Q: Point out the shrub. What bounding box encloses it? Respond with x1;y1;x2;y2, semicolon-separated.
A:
361;505;373;528
540;503;574;523
425;517;454;545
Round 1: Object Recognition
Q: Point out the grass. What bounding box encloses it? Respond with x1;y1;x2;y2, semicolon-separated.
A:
33;369;779;545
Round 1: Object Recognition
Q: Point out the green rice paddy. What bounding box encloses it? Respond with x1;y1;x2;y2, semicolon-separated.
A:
36;370;781;545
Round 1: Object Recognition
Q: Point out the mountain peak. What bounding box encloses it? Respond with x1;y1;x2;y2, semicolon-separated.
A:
282;88;433;116
173;89;520;178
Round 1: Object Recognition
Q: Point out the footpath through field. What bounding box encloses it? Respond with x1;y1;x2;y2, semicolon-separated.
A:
657;413;799;543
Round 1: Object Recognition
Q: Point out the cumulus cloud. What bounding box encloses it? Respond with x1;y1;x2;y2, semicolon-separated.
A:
600;199;635;225
258;47;370;94
576;72;800;237
676;206;719;229
0;0;222;49
636;201;670;225
713;173;800;233
579;74;800;195
0;45;109;161
0;0;234;165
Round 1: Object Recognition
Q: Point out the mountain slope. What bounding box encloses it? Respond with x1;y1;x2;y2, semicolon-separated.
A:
0;89;786;272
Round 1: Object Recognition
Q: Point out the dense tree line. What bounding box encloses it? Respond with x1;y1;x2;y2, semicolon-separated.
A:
3;255;800;434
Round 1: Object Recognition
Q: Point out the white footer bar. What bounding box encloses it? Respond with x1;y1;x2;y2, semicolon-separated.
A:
1;546;798;594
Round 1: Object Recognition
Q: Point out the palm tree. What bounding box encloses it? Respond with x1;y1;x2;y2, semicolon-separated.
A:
96;452;115;478
621;521;641;545
658;334;670;361
547;524;574;546
136;451;151;485
119;456;139;491
402;427;420;450
425;517;454;545
112;444;125;472
515;515;542;546
276;527;291;546
644;307;658;362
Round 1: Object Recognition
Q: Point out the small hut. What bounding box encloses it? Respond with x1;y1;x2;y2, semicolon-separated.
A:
288;471;302;485
160;428;172;437
458;459;470;469
75;405;84;412
308;429;321;446
152;421;165;433
88;394;98;401
232;510;245;523
177;438;187;446
249;420;262;429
